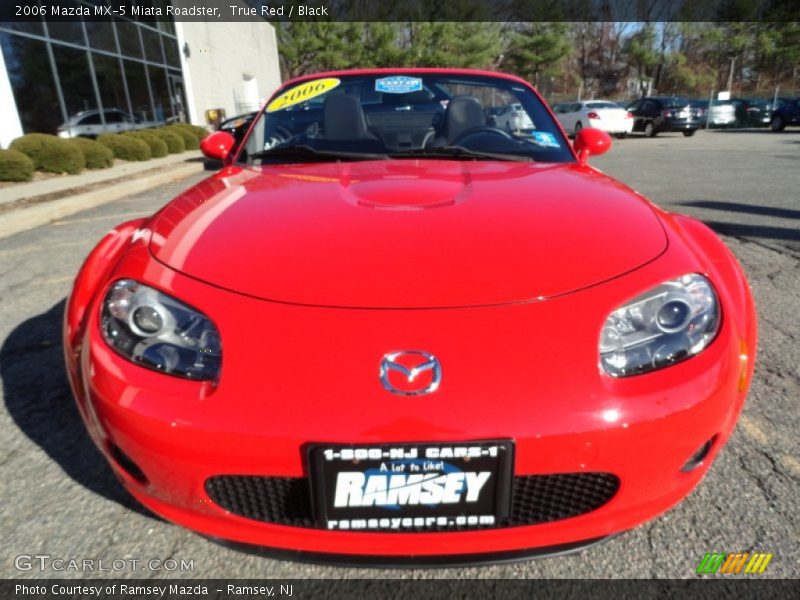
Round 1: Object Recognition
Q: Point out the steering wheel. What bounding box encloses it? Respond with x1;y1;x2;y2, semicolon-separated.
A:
263;125;293;150
450;126;515;146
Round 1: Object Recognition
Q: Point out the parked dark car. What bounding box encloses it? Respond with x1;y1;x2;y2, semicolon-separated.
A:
732;98;773;128
690;99;708;125
218;111;258;150
626;97;703;137
769;97;800;132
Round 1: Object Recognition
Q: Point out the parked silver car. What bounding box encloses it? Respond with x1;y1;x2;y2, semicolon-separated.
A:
491;103;534;132
57;108;161;138
707;101;737;128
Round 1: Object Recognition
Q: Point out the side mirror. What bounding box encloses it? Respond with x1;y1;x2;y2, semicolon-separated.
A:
573;128;612;165
200;131;235;162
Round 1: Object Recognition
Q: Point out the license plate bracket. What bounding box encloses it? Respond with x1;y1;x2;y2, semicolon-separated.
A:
307;440;514;531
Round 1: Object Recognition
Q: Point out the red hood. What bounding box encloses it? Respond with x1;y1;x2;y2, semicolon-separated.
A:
149;160;667;308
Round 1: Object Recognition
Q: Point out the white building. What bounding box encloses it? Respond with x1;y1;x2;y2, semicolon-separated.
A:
0;1;281;148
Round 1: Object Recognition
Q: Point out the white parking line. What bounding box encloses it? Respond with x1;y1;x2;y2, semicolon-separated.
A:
0;240;88;258
52;211;149;226
779;454;800;478
739;415;770;446
739;416;798;472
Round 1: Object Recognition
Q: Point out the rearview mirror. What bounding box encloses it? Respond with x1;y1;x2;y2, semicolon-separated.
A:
573;128;612;165
200;131;235;162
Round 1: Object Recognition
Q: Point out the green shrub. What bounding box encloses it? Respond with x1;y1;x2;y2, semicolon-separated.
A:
97;133;151;161
9;133;85;175
124;131;168;158
170;122;209;141
67;137;113;169
0;148;35;182
165;125;200;150
151;128;185;154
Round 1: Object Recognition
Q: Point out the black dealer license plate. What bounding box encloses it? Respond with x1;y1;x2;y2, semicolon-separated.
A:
308;441;514;531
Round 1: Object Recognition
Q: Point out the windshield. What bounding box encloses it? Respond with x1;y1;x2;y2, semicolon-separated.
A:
662;98;691;108
238;73;574;164
585;102;619;109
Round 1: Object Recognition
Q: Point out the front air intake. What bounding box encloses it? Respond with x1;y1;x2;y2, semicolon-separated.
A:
205;472;620;532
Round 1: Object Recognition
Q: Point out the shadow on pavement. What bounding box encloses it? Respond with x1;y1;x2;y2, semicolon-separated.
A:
702;221;800;243
0;299;157;519
676;200;800;244
708;128;799;134
679;200;800;221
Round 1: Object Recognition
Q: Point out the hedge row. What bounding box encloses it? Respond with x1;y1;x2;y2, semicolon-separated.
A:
1;124;209;182
9;133;85;176
123;131;168;159
97;133;151;161
68;137;113;169
152;129;185;154
0;149;34;182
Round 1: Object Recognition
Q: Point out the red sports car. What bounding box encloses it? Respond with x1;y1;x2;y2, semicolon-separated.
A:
64;69;756;564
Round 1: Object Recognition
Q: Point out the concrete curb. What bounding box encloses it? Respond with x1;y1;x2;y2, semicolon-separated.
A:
0;161;203;240
0;151;204;207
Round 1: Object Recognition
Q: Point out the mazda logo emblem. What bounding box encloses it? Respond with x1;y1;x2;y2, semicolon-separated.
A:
379;350;442;396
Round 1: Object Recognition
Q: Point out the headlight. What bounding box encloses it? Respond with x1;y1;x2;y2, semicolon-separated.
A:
101;280;222;381
599;274;720;377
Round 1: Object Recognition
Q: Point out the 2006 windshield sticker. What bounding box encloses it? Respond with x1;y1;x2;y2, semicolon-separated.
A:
266;78;341;113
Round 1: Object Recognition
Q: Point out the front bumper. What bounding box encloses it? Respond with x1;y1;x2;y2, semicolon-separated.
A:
65;224;756;559
588;119;634;135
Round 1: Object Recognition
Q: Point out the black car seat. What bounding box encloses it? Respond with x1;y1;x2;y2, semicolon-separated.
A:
429;95;486;146
322;94;379;141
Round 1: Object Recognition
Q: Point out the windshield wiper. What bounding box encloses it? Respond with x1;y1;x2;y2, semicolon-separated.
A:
250;145;388;163
392;146;534;162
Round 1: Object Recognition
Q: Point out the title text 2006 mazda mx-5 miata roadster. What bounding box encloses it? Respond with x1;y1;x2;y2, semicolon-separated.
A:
64;69;756;564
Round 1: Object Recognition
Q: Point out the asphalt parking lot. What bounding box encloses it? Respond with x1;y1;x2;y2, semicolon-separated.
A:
0;129;797;579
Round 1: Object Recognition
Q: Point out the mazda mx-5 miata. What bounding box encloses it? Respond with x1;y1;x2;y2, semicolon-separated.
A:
64;69;756;564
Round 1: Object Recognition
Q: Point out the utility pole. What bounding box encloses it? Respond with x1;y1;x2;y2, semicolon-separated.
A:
726;56;735;94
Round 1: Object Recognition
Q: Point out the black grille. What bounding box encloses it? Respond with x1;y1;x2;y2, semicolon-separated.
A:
205;473;619;532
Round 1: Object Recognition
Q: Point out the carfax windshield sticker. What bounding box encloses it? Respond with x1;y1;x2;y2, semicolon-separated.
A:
266;77;340;113
375;76;424;94
530;131;560;147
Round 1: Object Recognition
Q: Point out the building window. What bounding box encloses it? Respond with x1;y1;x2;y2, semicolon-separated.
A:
163;36;180;67
123;59;154;123
45;18;86;46
84;20;117;53
0;32;61;134
141;25;164;65
51;44;98;119
93;53;129;116
148;66;173;123
0;10;188;137
157;19;176;37
0;20;44;36
115;20;143;59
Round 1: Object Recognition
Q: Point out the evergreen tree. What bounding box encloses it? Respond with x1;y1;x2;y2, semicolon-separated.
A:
502;23;571;85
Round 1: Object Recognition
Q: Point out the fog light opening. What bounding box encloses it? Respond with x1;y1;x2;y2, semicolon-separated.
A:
107;442;148;484
681;436;717;473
